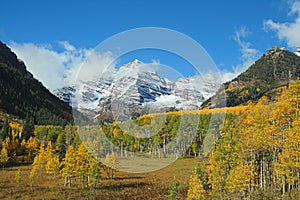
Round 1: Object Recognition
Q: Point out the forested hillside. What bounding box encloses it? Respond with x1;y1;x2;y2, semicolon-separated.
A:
187;81;300;199
1;40;299;199
203;47;300;108
0;41;73;125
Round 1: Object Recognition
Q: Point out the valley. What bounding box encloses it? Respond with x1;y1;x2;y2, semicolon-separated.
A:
1;41;300;199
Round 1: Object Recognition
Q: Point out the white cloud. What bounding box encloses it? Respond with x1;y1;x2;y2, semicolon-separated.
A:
221;27;260;83
9;41;116;92
58;41;76;51
264;0;300;48
77;51;116;81
9;33;260;96
233;27;260;74
290;0;300;14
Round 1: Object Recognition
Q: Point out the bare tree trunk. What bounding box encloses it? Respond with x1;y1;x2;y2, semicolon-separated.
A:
65;173;71;189
163;136;166;158
282;178;286;196
260;156;263;188
120;145;123;157
81;176;84;189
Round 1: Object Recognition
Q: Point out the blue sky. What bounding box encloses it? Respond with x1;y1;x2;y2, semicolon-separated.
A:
1;0;300;90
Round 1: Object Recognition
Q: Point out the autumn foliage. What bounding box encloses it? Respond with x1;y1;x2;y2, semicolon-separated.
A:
188;81;300;199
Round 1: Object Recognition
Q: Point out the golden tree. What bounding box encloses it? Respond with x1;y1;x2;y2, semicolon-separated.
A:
76;143;91;188
62;145;76;188
187;169;206;200
0;146;9;170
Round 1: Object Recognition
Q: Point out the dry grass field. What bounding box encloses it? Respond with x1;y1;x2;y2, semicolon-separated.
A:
0;157;198;200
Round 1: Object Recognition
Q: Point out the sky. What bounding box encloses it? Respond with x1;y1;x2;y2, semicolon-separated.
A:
1;0;300;91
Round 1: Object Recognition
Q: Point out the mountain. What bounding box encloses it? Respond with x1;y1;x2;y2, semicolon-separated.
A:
97;60;176;121
0;41;73;125
56;59;216;121
202;46;300;108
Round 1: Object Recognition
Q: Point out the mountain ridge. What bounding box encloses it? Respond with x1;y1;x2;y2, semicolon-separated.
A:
202;46;300;108
55;46;300;120
0;41;74;125
56;60;215;121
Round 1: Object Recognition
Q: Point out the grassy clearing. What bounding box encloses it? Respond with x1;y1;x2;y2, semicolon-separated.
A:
0;157;198;200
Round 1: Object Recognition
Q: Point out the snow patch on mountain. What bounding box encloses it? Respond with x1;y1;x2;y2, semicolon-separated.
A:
55;59;220;119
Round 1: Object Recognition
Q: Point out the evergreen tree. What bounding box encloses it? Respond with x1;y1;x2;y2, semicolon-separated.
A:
1;118;11;141
21;115;34;141
56;133;67;160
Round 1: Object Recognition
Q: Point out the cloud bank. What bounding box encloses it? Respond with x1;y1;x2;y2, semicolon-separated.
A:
9;41;117;92
10;41;88;91
264;1;300;48
10;36;260;93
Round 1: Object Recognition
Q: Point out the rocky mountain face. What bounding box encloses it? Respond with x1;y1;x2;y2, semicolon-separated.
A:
56;59;216;121
202;46;300;108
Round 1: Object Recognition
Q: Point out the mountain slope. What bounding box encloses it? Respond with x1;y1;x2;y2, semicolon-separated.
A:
0;41;73;125
203;46;300;108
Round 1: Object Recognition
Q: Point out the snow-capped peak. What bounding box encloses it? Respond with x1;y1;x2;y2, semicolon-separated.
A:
120;59;143;70
55;59;219;120
133;58;142;64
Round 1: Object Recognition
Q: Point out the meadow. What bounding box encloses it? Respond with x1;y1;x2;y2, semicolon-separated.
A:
0;158;198;200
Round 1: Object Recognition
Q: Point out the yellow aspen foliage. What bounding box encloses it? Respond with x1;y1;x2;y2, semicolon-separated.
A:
76;143;91;188
187;169;206;200
21;139;26;149
225;163;251;194
206;151;225;195
0;146;9;170
136;105;248;118
10;122;22;139
45;141;55;157
46;156;60;176
32;143;48;170
30;142;53;188
62;145;76;188
2;137;10;151
276;118;300;186
15;168;22;186
25;137;39;162
31;142;59;175
104;153;119;179
202;81;300;198
88;157;101;190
